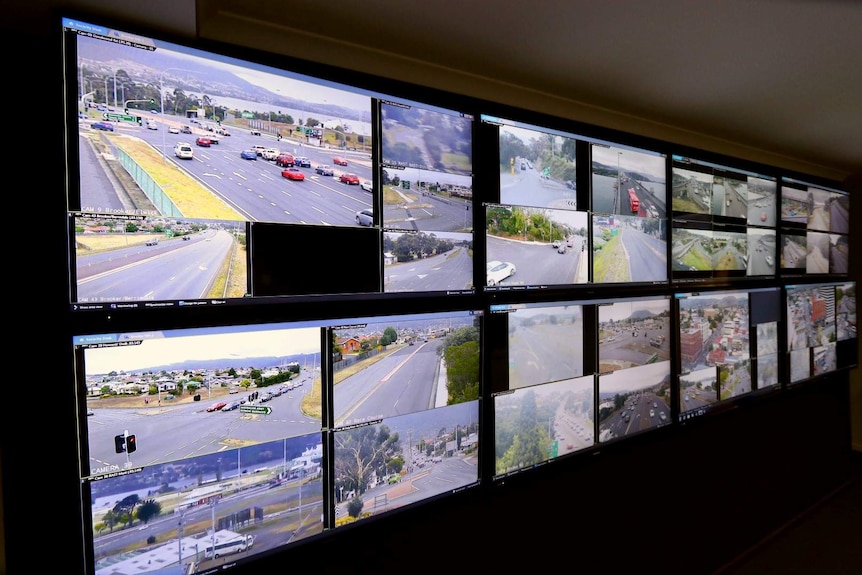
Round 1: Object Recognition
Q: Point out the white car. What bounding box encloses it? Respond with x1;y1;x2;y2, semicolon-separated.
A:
261;148;280;160
168;126;179;134
360;181;373;193
486;260;516;286
173;142;194;159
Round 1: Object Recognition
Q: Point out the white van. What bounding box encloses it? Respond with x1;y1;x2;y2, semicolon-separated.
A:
174;142;194;159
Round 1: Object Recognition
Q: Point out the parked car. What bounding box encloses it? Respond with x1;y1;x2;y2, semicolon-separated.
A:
282;167;305;181
240;149;258;160
486;260;516;286
332;156;349;166
339;172;360;185
315;164;334;176
355;208;374;226
195;136;212;147
174;142;194;159
91;121;114;131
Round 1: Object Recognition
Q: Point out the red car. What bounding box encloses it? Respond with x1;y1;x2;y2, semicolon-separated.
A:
333;156;349;166
339;172;360;184
282;167;306;181
206;401;227;412
195;136;212;147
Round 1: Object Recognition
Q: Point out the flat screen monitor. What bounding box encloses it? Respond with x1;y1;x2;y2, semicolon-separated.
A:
63;16;476;311
489;294;672;479
671;154;778;282
74;320;326;574
590;138;669;285
779;177;850;278
73;307;483;573
479;114;590;291
675;286;783;422
785;281;857;384
597;297;673;443
329;309;482;526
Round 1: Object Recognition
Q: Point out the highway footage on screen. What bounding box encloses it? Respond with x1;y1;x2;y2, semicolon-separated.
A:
494;375;594;478
671;155;778;280
505;302;585;389
68;20;375;228
72;215;248;304
331;311;481;428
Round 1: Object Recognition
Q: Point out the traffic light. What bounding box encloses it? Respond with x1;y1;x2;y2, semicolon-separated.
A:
126;435;137;454
114;434;126;453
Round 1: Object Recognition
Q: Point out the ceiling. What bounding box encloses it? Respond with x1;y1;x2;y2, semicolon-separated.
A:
27;0;862;182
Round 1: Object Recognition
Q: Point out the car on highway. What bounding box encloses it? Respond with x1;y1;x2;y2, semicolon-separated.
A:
355;208;374;226
360;181;373;192
240;149;258;160
221;401;241;411
207;402;227;412
173;142;194;159
250;129;261;136
91;121;114;131
333;156;349;166
294;156;312;167
181;126;192;134
168;126;179;134
195;136;212;147
261;148;280;160
145;238;159;246
486;260;516;286
315;164;334;176
282;167;305;181
557;242;567;254
339;172;360;185
275;153;295;167
765;255;774;266
146;120;158;130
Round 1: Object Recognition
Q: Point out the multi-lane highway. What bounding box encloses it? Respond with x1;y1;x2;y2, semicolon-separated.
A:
80;116;374;227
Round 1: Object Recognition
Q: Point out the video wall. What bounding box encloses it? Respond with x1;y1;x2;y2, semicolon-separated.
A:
62;13;855;575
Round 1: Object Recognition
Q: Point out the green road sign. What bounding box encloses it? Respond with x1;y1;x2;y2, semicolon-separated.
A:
240;405;272;415
548;440;558;458
103;112;141;124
